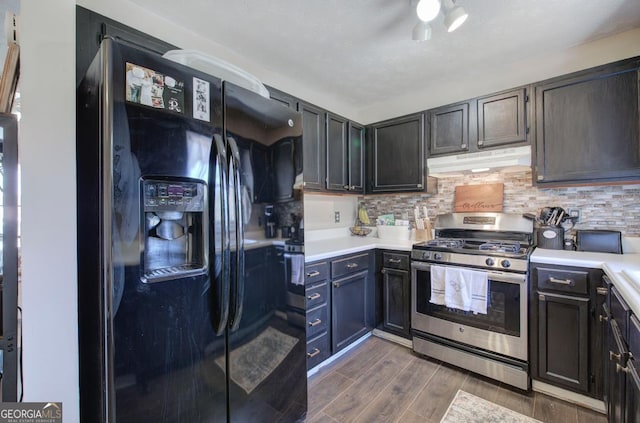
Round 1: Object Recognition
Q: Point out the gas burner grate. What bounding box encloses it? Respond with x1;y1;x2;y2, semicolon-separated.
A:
425;238;465;249
478;242;521;254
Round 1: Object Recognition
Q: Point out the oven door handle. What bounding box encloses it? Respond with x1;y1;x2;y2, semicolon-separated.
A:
410;261;526;285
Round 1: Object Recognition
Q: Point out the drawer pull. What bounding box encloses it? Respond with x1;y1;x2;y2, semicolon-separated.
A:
308;319;322;327
549;277;573;286
616;363;630;374
346;263;359;269
307;293;321;301
596;287;608;296
306;270;320;277
388;258;402;264
307;348;321;358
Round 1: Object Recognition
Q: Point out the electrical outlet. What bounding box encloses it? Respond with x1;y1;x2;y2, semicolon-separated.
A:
568;208;581;223
334;211;341;223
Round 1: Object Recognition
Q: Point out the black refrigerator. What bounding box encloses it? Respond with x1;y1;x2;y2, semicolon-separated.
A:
77;38;306;423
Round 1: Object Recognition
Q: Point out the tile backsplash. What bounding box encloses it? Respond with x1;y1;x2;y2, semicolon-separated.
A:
359;170;640;236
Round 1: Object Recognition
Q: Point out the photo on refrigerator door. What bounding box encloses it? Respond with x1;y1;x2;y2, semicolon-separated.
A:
125;62;184;112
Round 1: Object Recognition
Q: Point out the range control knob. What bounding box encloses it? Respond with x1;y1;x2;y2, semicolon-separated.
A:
422;252;430;260
434;253;442;260
485;258;495;266
501;259;511;268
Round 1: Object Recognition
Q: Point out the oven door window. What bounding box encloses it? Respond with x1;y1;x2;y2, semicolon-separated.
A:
414;267;521;336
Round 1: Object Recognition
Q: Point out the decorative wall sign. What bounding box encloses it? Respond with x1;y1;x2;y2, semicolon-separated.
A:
454;183;504;212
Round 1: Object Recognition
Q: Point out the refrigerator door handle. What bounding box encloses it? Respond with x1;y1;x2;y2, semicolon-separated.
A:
227;136;245;331
211;134;231;335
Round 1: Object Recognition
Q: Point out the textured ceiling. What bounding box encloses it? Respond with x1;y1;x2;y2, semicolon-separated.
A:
131;0;640;114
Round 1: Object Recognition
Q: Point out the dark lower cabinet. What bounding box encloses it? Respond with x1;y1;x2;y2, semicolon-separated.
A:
531;263;603;398
534;58;640;185
537;292;590;392
330;252;374;353
304;261;331;370
380;251;411;339
332;270;369;352
603;281;640;423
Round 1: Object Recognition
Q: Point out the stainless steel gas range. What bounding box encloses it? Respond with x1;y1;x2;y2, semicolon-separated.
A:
411;212;534;390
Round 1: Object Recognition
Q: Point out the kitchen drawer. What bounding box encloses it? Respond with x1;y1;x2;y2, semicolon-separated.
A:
331;253;369;279
536;266;589;295
306;281;329;310
305;261;329;285
382;251;410;271
307;303;329;339
307;331;330;369
611;286;631;340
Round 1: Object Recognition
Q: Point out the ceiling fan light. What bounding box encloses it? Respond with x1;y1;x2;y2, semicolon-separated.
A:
444;5;468;32
412;21;432;41
416;0;441;22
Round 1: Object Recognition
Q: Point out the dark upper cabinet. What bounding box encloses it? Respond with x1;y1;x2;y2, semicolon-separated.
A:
272;139;295;202
268;86;297;110
368;113;425;193
326;113;349;191
428;102;471;156
477;88;527;149
348;122;365;192
298;101;326;191
326;113;365;193
534;59;640;185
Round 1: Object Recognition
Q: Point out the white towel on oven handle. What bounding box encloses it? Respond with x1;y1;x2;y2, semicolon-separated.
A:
429;265;446;305
444;267;488;314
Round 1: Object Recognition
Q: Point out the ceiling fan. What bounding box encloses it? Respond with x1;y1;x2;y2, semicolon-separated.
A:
411;0;468;41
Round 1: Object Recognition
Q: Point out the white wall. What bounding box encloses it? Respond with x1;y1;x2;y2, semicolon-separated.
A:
20;1;79;422
304;194;358;230
358;27;640;123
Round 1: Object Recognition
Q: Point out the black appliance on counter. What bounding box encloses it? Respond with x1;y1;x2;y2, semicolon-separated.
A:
264;204;277;238
411;212;534;390
77;38;306;422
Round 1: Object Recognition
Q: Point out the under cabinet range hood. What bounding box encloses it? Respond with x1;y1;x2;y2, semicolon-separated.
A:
427;146;532;176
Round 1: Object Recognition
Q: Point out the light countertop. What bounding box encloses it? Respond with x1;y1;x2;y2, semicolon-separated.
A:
531;248;640;317
304;236;414;262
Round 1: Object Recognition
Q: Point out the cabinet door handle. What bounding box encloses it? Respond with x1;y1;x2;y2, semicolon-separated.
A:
308;319;322;327
307;348;321;358
346;263;359;269
610;350;622;362
599;315;609;323
549;277;573;286
343;185;350;190
478;140;484;146
460;144;467;149
306;270;320;277
388;258;402;264
616;363;630;374
596;287;608;296
333;282;341;288
307;293;321;301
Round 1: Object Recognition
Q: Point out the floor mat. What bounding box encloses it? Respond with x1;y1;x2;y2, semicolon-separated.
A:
441;390;542;423
217;326;299;394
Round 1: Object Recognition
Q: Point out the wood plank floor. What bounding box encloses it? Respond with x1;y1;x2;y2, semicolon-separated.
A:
304;336;607;423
